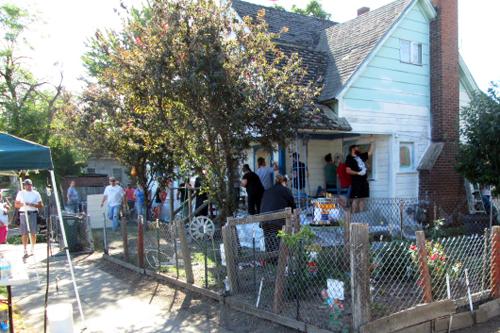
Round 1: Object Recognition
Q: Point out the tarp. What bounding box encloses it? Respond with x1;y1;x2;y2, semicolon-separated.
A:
0;132;54;172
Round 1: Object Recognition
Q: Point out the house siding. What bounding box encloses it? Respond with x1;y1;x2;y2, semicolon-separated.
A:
340;3;431;198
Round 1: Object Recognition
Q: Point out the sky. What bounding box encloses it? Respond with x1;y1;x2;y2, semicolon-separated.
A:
4;0;499;93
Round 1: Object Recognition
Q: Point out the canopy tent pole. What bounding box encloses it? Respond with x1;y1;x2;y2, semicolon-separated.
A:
49;170;86;325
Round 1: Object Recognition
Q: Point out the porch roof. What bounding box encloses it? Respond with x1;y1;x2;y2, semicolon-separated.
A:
300;103;352;132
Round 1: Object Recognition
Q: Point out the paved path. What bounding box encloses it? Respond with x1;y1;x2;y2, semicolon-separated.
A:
11;244;294;333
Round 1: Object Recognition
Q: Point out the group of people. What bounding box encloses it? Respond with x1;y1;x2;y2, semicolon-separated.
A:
323;142;374;212
99;177;145;231
241;158;296;253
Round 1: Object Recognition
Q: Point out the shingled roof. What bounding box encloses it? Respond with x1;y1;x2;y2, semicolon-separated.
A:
232;0;336;48
231;0;415;131
317;0;413;101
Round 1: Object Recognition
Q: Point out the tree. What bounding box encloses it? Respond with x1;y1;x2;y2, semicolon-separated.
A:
456;85;500;194
291;0;331;20
0;4;84;176
77;0;317;220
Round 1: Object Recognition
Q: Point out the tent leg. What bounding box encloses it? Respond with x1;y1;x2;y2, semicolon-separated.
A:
49;170;86;325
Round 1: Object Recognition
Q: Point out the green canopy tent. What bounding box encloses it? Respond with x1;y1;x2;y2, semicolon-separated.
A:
0;132;85;324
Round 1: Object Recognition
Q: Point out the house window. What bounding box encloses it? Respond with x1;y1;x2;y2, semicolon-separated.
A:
400;39;422;65
87;168;96;174
112;168;122;181
399;142;414;171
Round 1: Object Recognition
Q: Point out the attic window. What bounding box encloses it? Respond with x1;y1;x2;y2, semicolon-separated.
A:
400;39;422;65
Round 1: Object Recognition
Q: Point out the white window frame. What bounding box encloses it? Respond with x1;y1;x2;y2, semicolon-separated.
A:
400;39;422;65
399;142;415;172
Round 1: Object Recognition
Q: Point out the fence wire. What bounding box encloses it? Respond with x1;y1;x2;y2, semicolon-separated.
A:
429;232;491;303
370;240;424;319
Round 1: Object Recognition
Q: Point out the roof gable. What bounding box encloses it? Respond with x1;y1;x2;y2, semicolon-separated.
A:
317;0;414;101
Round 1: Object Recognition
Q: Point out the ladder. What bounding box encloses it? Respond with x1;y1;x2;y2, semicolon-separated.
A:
465;180;486;214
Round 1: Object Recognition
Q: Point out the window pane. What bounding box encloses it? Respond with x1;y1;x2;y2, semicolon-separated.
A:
400;40;411;63
399;143;414;170
411;42;422;65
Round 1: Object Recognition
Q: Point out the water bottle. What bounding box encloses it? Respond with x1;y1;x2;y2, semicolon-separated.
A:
0;258;10;280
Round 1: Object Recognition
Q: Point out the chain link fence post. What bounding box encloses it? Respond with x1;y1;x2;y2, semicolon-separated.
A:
491;226;500;298
350;223;371;331
137;215;144;268
416;231;433;303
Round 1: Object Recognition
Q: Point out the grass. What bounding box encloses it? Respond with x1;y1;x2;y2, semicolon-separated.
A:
7;234;46;245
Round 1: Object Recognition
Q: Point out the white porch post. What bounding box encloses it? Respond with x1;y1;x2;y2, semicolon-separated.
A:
49;170;86;325
389;133;397;198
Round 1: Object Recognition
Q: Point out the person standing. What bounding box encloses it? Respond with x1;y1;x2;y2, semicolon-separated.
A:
241;164;264;215
256;157;277;191
195;171;209;217
345;142;374;212
125;184;136;216
324;153;338;193
100;177;125;232
15;179;43;258
66;180;80;213
336;154;352;198
0;192;10;244
260;175;296;253
134;184;145;218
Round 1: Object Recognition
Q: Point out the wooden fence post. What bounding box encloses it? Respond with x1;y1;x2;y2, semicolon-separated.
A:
350;223;371;331
491;226;500;298
121;207;129;261
137;216;144;269
222;223;239;293
176;219;194;284
272;209;293;314
416;231;433;303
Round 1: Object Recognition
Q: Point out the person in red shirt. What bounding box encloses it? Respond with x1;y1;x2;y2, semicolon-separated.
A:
125;184;136;216
336;154;352;199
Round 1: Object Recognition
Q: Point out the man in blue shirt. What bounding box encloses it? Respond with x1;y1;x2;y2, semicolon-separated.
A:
66;181;80;213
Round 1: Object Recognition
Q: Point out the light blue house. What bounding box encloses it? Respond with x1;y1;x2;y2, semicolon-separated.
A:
233;0;477;202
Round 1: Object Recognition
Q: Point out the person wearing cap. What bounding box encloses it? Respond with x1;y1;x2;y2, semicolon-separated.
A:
101;177;125;231
15;179;43;258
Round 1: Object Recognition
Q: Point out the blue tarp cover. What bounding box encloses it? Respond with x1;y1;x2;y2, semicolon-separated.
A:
0;132;54;172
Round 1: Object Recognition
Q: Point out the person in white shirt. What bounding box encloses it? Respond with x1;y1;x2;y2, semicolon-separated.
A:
15;179;43;258
100;177;125;231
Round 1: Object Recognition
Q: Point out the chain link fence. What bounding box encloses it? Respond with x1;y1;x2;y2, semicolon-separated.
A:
97;194;500;332
370;240;424;319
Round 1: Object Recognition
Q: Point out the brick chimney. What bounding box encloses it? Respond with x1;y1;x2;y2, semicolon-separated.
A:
419;0;465;213
357;7;370;16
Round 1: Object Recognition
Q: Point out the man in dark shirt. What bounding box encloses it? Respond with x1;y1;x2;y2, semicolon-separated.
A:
241;164;264;215
345;141;374;212
260;175;296;253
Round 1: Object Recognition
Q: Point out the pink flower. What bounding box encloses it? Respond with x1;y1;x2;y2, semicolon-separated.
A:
430;253;438;261
409;245;417;251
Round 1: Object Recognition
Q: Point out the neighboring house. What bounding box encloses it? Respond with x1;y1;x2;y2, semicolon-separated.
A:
85;157;131;186
233;0;477;209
